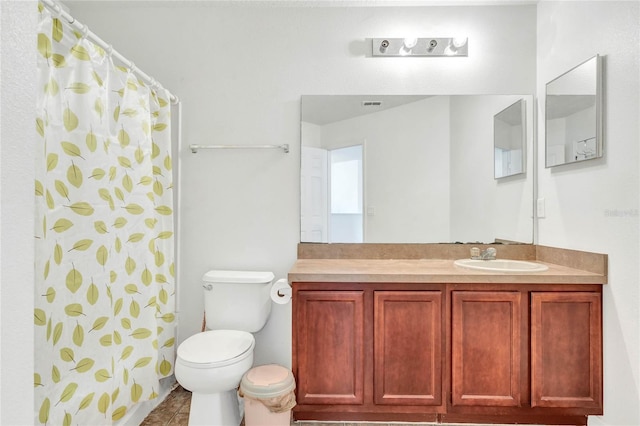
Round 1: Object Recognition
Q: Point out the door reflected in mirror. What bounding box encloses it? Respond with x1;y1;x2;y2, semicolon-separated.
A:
329;145;363;243
494;99;526;179
300;95;535;244
545;55;603;167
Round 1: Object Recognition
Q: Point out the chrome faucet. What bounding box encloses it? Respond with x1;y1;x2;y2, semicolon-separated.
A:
479;247;497;260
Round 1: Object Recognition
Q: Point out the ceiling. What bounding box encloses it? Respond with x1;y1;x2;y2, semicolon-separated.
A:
301;95;432;125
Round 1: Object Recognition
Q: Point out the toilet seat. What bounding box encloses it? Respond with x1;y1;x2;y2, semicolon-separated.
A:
177;330;255;369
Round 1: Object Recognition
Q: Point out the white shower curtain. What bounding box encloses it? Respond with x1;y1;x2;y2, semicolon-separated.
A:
34;3;176;424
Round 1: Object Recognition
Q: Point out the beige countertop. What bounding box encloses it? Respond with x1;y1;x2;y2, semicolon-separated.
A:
288;258;607;284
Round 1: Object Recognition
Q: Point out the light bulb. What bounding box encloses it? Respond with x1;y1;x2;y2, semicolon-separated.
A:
445;37;467;55
403;37;418;49
452;37;467;48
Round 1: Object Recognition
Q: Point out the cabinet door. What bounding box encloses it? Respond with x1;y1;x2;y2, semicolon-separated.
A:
531;292;602;410
374;291;442;406
451;291;522;407
295;290;365;405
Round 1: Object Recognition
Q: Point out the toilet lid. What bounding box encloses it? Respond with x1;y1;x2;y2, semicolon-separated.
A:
178;330;254;366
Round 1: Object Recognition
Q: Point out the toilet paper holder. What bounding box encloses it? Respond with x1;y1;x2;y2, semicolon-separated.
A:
277;286;292;297
271;278;292;305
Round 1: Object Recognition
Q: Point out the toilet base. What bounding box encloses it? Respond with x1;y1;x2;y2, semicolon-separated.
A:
188;389;241;426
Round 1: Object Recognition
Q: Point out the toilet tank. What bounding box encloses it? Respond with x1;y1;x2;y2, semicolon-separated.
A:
202;270;274;333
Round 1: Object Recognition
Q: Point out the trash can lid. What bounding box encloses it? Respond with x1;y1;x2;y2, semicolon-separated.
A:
240;364;295;399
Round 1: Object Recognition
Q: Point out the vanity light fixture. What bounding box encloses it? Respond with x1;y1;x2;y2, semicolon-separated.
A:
372;37;468;57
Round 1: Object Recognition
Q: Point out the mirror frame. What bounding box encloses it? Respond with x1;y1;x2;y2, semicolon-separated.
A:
545;54;603;168
494;98;526;179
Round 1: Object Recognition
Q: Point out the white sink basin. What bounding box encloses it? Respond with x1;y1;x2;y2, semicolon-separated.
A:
454;258;549;273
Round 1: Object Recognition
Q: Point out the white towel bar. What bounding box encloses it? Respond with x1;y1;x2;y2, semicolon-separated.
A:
189;144;289;154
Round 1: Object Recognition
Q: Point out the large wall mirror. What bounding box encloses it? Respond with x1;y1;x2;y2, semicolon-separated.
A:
300;95;534;244
545;55;603;167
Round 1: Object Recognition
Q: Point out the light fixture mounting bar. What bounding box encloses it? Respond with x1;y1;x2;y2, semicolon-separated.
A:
372;37;468;57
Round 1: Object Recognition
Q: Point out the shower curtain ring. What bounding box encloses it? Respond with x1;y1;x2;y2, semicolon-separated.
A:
106;44;114;57
81;24;89;39
129;61;136;73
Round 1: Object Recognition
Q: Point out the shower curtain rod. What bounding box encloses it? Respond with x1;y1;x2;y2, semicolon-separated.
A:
40;0;179;104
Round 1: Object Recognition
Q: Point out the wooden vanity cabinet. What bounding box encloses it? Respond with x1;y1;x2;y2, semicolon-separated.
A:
294;289;365;405
374;291;442;406
451;291;524;407
293;282;603;425
445;285;602;425
530;291;603;410
293;283;445;422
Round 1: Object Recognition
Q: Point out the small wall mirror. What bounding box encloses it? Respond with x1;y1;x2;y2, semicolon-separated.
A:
494;99;526;179
545;55;603;167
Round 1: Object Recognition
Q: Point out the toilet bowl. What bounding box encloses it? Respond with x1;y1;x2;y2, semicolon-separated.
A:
174;270;276;426
175;330;255;425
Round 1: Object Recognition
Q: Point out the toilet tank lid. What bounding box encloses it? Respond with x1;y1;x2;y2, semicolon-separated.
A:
202;270;274;284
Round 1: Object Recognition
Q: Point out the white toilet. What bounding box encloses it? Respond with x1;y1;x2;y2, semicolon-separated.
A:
175;270;275;426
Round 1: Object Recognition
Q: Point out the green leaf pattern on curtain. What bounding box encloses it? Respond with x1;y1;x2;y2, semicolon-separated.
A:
34;4;175;424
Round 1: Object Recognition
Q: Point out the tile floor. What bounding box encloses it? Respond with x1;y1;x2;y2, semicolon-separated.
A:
140;385;191;426
140;385;485;426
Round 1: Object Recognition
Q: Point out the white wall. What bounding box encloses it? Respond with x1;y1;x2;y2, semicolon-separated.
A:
0;1;37;424
537;2;640;425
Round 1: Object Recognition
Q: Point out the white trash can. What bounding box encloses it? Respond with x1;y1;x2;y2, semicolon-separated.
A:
239;364;296;426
